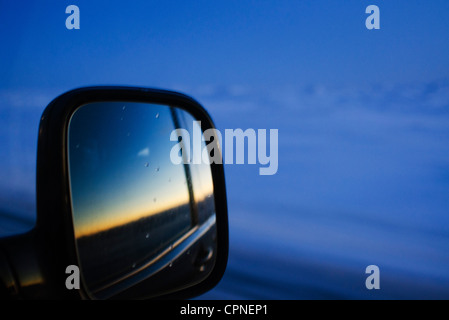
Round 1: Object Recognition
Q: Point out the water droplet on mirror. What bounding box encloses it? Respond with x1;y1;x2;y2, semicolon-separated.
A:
122;106;126;110
132;263;136;268
76;144;80;149
169;262;173;268
155;167;159;172
120;117;123;121
144;162;149;167
145;233;149;239
153;198;157;202
155;113;159;119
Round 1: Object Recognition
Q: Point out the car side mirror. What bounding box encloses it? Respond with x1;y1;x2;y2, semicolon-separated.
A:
3;87;228;300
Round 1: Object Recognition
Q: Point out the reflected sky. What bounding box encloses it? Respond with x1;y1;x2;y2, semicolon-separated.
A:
68;102;190;238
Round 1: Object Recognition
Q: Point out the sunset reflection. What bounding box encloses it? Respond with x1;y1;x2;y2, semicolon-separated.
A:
67;101;216;294
68;102;191;238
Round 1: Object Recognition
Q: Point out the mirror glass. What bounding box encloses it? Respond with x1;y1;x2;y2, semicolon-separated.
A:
67;101;216;299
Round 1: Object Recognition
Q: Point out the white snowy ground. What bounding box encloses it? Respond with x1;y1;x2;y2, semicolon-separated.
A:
1;81;449;299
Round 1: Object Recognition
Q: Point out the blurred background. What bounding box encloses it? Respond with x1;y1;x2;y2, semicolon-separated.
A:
1;0;449;299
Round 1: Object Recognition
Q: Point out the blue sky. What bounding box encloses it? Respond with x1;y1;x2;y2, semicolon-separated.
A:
1;1;449;90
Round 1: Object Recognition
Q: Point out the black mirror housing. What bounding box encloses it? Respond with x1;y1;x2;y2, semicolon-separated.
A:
3;86;228;300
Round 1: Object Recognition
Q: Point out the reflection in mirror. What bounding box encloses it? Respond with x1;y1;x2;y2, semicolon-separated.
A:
67;101;216;299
